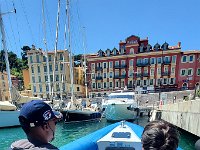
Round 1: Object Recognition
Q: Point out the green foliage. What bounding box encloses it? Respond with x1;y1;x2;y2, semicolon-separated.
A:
21;46;31;69
74;54;82;61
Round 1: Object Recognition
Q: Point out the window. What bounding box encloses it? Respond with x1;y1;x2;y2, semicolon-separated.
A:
49;64;52;72
46;84;49;91
55;64;58;71
33;85;36;92
115;81;119;87
121;81;124;87
91;63;95;70
36;55;40;63
150;68;154;76
30;56;33;63
187;68;193;76
56;75;59;81
45;76;48;82
149;79;154;85
122;71;126;75
143;80;147;86
163;78;168;85
104;73;106;78
38;76;41;82
32;76;35;83
157;57;162;64
77;87;80;91
157;79;161;85
137;58;142;64
110;82;112;87
115;61;119;66
143;58;149;64
37;66;40;73
56;84;60;91
1;75;4;80
103;62;107;68
129;70;133;77
98;83;101;88
164;56;170;62
92;83;96;88
164;67;168;72
180;69;186;76
172;55;177;63
109;62;113;68
60;53;63;60
48;55;52;61
197;68;200;76
60;64;63;71
104;82;107;88
92;74;95;79
169;78;175;84
150;58;155;64
50;75;53;82
130;48;134;54
189;55;194;62
121;60;126;66
157;68;161;75
171;67;175;74
31;66;34;73
144;68;148;74
110;72;113;78
129;59;133;66
39;84;42;92
182;56;187;63
62;83;65;91
136;80;140;86
43;56;46;62
44;65;47;72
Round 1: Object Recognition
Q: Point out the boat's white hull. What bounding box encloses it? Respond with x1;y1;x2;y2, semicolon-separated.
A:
105;103;137;121
0;111;20;128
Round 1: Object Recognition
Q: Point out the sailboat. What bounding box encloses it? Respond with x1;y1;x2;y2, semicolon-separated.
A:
0;8;20;128
59;0;101;123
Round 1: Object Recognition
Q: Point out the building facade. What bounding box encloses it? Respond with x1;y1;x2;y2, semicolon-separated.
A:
27;46;85;99
87;35;200;97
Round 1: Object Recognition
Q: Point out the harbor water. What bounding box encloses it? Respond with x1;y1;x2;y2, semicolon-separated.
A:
0;117;198;150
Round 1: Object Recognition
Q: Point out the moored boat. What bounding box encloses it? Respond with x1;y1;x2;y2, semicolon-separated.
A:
102;90;139;121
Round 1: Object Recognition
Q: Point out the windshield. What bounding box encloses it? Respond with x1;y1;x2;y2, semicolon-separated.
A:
108;95;135;100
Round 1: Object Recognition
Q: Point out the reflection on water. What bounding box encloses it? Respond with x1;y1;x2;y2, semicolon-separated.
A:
0;116;197;150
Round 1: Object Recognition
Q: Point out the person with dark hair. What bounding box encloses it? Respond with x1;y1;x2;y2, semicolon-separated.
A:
195;139;200;150
141;120;179;150
9;100;62;150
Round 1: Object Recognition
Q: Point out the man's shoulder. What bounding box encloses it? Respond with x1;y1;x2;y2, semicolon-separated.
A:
9;139;59;150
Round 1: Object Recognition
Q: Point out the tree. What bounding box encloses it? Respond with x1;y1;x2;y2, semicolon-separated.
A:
21;46;31;69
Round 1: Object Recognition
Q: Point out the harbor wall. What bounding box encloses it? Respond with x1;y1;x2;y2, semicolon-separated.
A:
160;98;200;137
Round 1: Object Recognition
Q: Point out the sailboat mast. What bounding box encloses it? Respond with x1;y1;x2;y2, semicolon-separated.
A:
66;0;74;103
0;9;15;102
42;0;51;100
82;27;87;98
52;0;61;99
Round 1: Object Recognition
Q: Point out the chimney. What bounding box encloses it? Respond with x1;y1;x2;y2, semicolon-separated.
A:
177;42;181;48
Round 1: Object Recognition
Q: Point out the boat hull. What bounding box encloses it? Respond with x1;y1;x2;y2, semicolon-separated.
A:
105;103;138;121
0;110;20;128
61;110;101;123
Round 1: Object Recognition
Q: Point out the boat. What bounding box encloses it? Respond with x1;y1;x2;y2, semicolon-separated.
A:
60;121;182;150
0;8;21;128
102;90;139;121
56;0;101;123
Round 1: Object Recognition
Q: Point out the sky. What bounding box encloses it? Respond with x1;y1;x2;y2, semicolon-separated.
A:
1;0;200;58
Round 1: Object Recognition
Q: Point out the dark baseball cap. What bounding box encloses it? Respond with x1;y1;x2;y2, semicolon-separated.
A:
19;100;62;127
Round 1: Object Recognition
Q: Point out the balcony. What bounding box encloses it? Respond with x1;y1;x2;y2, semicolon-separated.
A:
163;60;171;65
161;71;170;76
142;72;149;77
96;76;103;80
136;62;150;67
95;67;103;71
136;73;142;78
114;74;126;79
114;64;127;69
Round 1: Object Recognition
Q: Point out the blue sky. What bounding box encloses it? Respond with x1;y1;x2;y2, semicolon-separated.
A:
1;0;200;57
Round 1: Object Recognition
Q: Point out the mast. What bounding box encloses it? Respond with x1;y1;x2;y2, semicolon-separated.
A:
82;27;87;98
42;0;51;100
66;0;74;104
52;0;61;99
0;8;16;102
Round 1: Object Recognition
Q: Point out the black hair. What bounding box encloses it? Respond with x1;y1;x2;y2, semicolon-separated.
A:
142;120;179;150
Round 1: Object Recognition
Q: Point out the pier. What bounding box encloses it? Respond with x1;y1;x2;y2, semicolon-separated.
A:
157;97;200;137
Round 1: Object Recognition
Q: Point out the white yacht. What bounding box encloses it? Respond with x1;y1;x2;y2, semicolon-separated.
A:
102;90;139;121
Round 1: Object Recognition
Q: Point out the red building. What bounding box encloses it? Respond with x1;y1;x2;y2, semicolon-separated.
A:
86;35;200;97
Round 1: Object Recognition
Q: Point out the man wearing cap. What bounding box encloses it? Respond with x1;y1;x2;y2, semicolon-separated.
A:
9;100;62;150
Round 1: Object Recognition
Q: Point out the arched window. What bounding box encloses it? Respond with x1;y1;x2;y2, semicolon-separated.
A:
130;48;134;54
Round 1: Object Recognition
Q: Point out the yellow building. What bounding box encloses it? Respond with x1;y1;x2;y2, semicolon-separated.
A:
22;69;30;90
74;66;85;97
0;72;10;101
27;46;85;99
